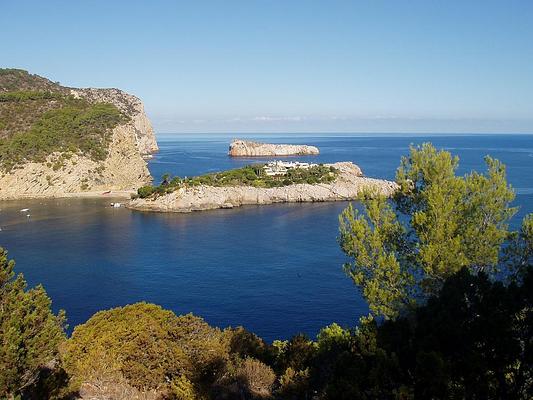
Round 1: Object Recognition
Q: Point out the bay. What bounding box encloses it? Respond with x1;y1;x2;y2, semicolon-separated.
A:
0;133;531;341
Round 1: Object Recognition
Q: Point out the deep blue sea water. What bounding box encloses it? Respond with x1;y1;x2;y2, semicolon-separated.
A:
0;133;532;341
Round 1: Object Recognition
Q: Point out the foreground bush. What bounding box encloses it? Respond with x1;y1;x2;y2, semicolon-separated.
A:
0;247;66;398
63;302;229;394
1;247;532;399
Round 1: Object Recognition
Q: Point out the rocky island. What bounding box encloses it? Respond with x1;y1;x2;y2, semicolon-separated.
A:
128;161;397;213
0;69;158;199
229;139;319;157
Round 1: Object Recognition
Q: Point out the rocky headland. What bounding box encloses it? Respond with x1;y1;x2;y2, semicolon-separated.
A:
0;69;158;199
128;162;398;213
229;139;319;157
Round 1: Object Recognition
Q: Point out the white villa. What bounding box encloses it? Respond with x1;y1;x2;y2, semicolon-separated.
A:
263;160;317;176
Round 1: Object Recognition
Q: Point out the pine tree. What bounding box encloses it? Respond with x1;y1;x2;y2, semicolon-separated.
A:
339;143;523;319
0;247;66;397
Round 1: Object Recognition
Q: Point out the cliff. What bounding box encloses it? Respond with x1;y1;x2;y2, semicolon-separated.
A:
128;162;398;213
69;88;158;155
0;69;158;199
229;139;319;157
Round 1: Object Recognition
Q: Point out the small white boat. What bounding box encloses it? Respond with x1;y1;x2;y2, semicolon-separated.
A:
20;208;30;212
110;202;122;208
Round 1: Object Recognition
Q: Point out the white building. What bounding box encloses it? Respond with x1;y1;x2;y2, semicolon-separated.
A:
263;160;317;176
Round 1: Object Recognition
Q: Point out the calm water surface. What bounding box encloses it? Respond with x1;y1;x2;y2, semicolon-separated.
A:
0;133;532;341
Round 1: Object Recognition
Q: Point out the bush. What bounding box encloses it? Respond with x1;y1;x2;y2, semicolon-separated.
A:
228;326;274;365
236;358;276;398
63;303;229;392
215;357;276;399
137;185;156;198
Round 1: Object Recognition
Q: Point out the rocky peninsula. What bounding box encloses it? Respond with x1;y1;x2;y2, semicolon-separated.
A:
229;139;319;157
128;162;398;213
0;69;158;199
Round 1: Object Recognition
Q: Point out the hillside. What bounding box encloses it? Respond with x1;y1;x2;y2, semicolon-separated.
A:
0;69;158;199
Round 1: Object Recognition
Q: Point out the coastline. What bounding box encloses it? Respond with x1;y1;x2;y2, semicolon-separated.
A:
0;190;135;201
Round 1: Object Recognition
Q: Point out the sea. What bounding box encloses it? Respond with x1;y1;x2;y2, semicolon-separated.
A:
0;133;531;341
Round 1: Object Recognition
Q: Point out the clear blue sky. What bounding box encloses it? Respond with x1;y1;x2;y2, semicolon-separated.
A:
2;1;532;133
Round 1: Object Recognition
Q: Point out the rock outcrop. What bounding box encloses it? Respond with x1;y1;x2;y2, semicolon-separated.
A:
0;122;152;199
229;140;319;157
70;88;159;155
128;162;398;213
0;70;158;199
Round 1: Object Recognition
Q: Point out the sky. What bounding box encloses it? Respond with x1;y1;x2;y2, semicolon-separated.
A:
1;1;532;133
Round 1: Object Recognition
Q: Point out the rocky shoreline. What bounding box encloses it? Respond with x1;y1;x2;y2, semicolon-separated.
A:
128;162;398;213
229;139;319;157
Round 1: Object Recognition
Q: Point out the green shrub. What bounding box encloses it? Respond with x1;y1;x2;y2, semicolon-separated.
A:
63;303;229;392
214;357;276;399
138;185;156;198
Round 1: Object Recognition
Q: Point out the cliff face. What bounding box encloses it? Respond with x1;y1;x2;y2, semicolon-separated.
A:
128;162;398;213
70;88;159;155
0;123;151;199
229;140;319;157
0;70;158;199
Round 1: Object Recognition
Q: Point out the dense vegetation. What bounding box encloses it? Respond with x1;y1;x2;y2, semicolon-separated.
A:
0;69;127;171
136;164;338;198
0;69;65;93
1;144;532;399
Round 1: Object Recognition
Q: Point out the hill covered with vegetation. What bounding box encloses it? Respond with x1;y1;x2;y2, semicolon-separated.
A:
0;69;128;171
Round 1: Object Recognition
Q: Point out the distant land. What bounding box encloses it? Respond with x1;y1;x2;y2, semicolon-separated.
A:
0;69;158;200
129;161;397;213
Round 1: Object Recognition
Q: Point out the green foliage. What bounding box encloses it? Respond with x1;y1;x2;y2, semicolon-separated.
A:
137;164;338;198
0;96;126;170
137;185;156;198
0;247;66;398
0;68;65;93
1;243;532;399
215;357;276;399
377;266;533;399
0;69;129;171
0;90;63;102
228;326;274;365
170;374;198;400
272;267;533;399
339;196;415;319
63;303;229;392
278;367;311;399
504;213;533;280
339;143;517;319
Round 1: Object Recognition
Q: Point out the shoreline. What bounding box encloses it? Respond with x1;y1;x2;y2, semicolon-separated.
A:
0;190;135;202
